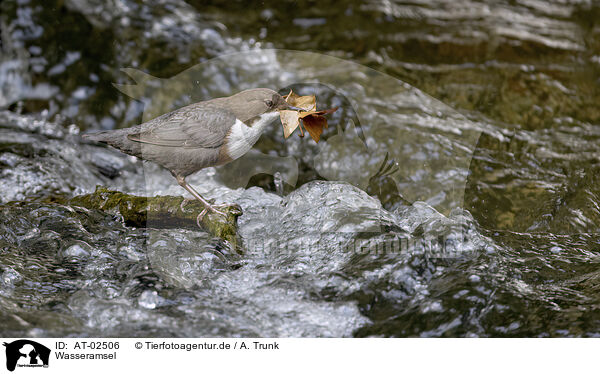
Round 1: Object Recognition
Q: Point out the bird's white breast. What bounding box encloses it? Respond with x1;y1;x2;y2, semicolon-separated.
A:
224;111;279;160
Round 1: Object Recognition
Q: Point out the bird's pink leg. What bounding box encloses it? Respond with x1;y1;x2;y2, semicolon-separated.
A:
176;175;227;220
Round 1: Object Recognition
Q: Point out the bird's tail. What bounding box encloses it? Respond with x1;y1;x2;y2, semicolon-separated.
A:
83;128;142;158
82;131;110;143
83;128;132;145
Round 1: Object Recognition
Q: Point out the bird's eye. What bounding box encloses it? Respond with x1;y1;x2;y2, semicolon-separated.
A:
265;100;274;107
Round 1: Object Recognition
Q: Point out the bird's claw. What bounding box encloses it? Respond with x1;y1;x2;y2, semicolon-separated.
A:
195;204;241;228
182;199;234;216
196;209;208;227
179;198;195;213
211;203;241;211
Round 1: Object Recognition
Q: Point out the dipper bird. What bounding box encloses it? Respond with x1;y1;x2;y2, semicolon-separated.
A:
84;88;303;218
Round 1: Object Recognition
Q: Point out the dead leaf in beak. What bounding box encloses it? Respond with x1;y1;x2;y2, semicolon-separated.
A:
284;90;316;111
279;110;301;138
279;90;337;143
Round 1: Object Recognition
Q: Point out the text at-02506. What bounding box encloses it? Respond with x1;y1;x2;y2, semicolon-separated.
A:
73;342;120;350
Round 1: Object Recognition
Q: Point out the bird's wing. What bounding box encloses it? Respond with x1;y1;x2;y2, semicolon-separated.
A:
127;104;236;148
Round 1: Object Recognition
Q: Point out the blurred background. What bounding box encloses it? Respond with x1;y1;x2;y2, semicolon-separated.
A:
1;0;600;337
3;0;599;131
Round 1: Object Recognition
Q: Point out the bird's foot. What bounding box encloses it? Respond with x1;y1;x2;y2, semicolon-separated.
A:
181;198;238;212
180;198;228;226
195;203;242;227
179;198;196;213
179;195;242;226
211;203;242;211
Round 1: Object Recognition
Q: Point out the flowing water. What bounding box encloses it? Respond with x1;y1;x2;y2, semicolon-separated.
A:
0;0;599;337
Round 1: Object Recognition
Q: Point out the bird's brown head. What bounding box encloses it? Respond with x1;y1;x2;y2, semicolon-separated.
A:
221;88;295;121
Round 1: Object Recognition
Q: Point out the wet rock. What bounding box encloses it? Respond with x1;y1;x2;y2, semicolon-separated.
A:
0;111;99;202
0;110;141;202
69;186;242;250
